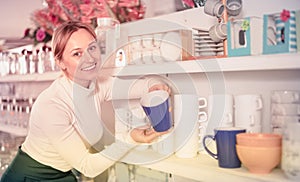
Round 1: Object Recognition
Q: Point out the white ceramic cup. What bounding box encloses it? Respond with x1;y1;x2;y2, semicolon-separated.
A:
226;0;243;16
234;94;263;111
209;23;227;43
204;0;225;17
234;94;263;131
152;133;175;155
173;94;207;158
208;94;233;128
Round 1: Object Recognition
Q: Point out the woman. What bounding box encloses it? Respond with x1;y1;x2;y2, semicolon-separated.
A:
0;21;170;181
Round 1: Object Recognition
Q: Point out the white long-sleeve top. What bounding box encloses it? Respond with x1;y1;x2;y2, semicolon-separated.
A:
22;75;160;178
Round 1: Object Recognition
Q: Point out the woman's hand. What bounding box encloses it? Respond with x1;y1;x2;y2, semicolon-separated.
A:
130;127;169;143
148;84;171;94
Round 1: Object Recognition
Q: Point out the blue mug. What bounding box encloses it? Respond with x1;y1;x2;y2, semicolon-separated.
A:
203;127;246;168
140;90;172;132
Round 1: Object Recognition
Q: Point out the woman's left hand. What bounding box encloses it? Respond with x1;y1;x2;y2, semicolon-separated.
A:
130;127;169;143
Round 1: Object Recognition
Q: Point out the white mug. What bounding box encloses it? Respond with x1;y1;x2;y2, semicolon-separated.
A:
204;0;225;17
226;0;243;16
234;94;263;131
209;23;227;43
234;94;263;111
152;133;175;155
173;94;207;158
208;94;233;128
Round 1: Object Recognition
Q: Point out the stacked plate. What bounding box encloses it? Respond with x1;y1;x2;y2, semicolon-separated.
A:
193;28;224;57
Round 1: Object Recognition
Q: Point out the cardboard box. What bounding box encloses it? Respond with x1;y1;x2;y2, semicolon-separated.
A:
263;10;297;54
227;17;263;57
296;10;300;52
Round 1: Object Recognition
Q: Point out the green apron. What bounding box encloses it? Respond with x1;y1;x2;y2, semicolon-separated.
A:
0;146;77;182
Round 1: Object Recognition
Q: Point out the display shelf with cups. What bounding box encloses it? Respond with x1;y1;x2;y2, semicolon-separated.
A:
0;96;35;136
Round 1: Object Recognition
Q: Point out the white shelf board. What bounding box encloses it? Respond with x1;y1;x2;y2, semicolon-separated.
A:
0;124;28;136
102;53;300;77
0;71;62;82
1;53;299;82
141;153;289;182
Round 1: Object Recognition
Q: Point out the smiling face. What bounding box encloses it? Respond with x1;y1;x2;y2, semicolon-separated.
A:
52;21;102;88
60;29;101;87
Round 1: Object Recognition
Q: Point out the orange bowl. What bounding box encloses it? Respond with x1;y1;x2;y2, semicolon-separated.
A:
236;133;282;147
236;145;281;174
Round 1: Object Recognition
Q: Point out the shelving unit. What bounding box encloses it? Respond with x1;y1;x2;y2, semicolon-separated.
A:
1;3;299;181
1;53;299;83
0;71;62;82
0;124;27;137
142;153;287;182
102;53;300;77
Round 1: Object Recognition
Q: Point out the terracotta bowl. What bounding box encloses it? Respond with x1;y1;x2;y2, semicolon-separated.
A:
236;145;281;174
236;133;282;147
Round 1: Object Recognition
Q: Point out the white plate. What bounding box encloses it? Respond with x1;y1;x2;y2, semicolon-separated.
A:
160;32;182;61
193;33;210;37
194;39;215;44
195;46;224;52
195;43;223;48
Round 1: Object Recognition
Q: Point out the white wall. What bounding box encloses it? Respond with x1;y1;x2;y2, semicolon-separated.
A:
0;0;43;38
0;0;178;38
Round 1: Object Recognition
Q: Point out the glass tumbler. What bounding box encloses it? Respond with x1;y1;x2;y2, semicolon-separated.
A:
95;17;120;62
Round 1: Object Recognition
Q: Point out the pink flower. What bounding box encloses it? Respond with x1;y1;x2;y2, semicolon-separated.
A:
280;9;290;22
36;28;46;42
182;0;195;8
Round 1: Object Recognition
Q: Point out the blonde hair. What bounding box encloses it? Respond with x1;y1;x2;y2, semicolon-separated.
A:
51;21;96;62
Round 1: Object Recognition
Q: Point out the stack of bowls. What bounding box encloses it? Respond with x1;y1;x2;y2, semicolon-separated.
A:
271;90;300;134
236;133;282;174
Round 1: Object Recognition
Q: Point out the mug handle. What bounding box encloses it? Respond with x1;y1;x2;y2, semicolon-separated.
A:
198;97;207;109
256;97;263;110
203;135;218;160
198;111;208;123
227;113;233;123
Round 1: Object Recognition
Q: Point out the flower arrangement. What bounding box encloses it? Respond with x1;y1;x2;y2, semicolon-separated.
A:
23;0;146;45
280;9;290;22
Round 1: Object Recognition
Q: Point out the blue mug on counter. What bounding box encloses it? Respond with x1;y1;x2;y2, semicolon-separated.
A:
203;127;246;168
140;90;172;132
